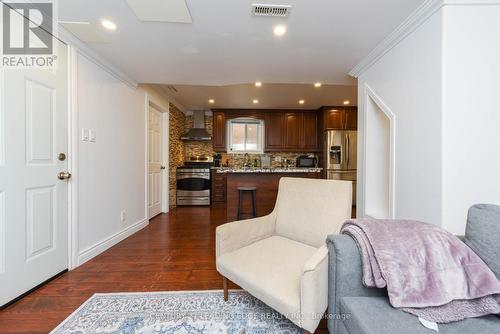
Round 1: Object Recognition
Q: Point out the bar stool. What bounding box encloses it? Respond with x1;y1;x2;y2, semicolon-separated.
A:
237;186;257;220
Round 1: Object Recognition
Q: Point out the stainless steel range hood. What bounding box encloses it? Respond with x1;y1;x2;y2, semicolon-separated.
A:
181;111;212;141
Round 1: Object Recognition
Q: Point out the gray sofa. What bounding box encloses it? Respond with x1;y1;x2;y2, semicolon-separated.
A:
326;204;500;334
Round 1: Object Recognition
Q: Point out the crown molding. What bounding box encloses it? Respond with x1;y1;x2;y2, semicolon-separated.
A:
444;0;500;4
349;0;444;78
349;0;500;78
57;24;138;88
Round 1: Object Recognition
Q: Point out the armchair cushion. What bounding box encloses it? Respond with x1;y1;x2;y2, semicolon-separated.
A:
275;178;352;247
217;236;317;322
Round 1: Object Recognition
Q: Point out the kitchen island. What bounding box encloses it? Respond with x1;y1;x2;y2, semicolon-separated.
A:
212;167;323;222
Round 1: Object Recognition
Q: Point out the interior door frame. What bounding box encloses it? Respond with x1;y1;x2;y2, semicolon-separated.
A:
68;46;79;270
145;93;170;221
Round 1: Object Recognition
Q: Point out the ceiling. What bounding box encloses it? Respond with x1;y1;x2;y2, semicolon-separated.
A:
58;0;424;86
153;83;357;110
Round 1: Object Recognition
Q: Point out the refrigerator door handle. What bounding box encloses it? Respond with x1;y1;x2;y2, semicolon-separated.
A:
346;133;350;168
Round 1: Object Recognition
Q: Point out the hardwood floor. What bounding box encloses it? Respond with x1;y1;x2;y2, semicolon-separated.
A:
0;205;330;333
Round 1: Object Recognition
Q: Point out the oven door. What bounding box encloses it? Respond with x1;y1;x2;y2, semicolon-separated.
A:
176;172;210;193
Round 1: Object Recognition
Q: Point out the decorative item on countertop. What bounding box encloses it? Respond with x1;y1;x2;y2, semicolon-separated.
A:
261;154;271;168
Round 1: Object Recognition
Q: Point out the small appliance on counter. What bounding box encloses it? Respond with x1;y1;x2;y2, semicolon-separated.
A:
261;155;271;168
213;153;222;167
296;154;318;168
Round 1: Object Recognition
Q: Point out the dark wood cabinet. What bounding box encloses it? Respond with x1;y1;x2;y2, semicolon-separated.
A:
212;111;226;152
264;112;286;151
322;107;358;130
344;107;358;130
324;109;344;129
211;170;227;203
284;112;302;149
212;109;321;153
302;112;318;150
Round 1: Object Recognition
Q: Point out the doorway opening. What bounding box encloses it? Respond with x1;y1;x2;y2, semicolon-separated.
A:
364;86;395;219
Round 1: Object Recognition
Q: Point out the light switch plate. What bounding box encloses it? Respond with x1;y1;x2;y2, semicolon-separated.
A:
89;129;96;142
81;128;89;142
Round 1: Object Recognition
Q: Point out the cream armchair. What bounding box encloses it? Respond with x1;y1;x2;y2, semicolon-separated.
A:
216;177;352;333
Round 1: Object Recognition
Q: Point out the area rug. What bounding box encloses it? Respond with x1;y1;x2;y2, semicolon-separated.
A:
50;290;302;333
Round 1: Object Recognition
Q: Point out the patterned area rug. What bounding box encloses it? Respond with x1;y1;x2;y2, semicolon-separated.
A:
50;290;302;333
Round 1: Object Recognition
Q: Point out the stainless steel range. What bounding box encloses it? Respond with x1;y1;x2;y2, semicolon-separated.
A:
176;156;213;206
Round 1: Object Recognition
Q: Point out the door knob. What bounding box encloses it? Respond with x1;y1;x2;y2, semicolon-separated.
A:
57;171;72;180
160;166;166;170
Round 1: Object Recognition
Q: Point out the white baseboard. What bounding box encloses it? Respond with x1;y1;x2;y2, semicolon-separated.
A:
77;218;149;266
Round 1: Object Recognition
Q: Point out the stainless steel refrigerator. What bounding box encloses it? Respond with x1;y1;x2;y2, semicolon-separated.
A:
325;130;357;205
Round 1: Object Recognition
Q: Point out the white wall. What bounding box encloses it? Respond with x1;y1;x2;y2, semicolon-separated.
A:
365;96;391;218
76;54;147;264
357;11;443;225
442;4;500;234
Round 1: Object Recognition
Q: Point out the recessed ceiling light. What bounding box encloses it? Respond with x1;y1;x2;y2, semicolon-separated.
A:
208;99;215;104
343;100;351;105
255;82;262;87
273;25;287;37
298;100;305;104
101;19;117;31
314;82;322;88
252;99;259;104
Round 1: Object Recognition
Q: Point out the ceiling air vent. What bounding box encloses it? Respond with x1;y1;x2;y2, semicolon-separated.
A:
252;4;291;17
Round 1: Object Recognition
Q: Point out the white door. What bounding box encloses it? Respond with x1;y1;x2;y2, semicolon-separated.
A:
0;43;69;306
148;105;163;218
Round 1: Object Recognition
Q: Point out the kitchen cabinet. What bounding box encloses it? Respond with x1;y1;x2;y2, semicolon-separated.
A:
211;170;227;202
264;112;286;151
344;107;358;130
284;112;302;149
212;109;320;153
265;111;319;152
322;107;358;130
212;111;226;152
302;112;318;150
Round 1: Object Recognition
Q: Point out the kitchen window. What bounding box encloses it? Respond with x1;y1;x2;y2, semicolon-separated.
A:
227;118;264;153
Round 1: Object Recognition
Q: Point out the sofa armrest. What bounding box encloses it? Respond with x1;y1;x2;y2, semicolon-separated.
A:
327;234;387;334
300;245;329;332
216;212;276;257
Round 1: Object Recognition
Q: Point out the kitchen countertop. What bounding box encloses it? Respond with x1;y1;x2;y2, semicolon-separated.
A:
212;167;323;173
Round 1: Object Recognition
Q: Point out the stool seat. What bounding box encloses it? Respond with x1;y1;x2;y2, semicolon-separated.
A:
237;186;256;191
237;187;257;220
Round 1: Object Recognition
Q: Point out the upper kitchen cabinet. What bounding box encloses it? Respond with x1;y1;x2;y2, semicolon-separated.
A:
302;112;319;150
344;107;358;130
212;111;226;151
266;111;319;152
212;109;320;153
264;112;286;151
284;112;302;150
322;107;358;130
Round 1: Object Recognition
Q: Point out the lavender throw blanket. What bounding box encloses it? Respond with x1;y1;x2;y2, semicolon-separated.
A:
341;219;500;323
